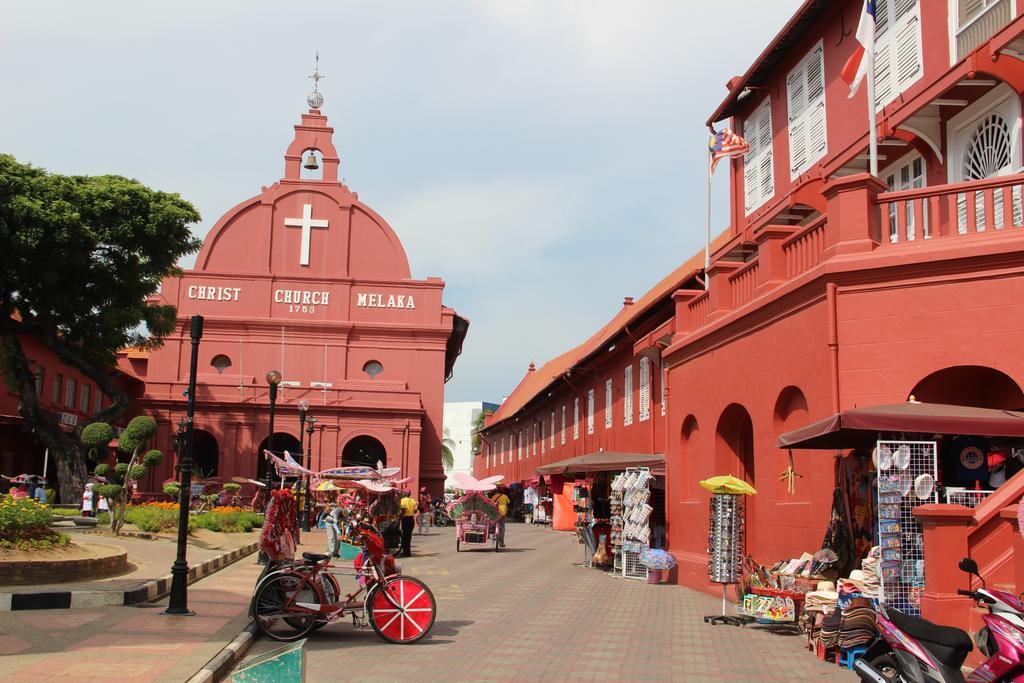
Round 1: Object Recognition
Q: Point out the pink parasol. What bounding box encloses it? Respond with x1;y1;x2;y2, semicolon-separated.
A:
452;472;504;492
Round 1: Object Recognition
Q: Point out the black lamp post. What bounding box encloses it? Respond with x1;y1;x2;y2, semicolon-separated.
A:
297;400;309;531
165;314;203;616
258;369;282;565
172;420;187;482
304;416;317;532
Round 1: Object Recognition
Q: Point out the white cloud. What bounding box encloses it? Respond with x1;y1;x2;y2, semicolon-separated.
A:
386;177;584;280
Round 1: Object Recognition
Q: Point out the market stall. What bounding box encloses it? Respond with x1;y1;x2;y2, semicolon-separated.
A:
536;452;667;579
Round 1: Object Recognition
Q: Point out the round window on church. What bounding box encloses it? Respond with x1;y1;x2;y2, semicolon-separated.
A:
211;355;232;374
363;360;383;379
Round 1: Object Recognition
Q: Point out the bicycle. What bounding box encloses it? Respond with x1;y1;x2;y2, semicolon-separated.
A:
251;522;436;644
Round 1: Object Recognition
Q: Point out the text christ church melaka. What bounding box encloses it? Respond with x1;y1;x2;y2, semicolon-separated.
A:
127;86;467;498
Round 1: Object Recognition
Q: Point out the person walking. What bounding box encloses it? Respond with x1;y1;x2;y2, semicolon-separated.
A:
398;490;417;557
325;497;342;558
491;486;510;548
81;482;94;517
417;486;432;535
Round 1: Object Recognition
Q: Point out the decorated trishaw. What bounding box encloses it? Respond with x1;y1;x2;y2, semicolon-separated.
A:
250;456;436;644
447;473;504;552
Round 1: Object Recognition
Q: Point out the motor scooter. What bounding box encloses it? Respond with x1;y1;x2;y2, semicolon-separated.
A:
854;558;1024;683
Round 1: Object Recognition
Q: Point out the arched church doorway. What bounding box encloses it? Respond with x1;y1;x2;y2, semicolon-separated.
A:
257;432;303;483
911;365;1024;410
342;436;386;468
191;430;219;479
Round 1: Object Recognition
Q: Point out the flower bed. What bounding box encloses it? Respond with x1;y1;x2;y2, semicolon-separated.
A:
97;502;264;533
0;495;71;550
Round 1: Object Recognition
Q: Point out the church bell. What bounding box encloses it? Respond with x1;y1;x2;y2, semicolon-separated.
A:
303;152;320;171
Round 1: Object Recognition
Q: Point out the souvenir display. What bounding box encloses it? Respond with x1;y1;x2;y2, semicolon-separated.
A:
707;493;744;583
875;440;936;616
612;467;652;579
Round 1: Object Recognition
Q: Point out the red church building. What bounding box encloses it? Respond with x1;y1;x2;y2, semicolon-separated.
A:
479;0;1024;636
127;90;466;497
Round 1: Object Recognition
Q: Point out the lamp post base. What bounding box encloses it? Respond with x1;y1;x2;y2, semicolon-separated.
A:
162;560;196;616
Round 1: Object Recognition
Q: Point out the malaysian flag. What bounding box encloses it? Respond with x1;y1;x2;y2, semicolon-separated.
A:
709;129;750;173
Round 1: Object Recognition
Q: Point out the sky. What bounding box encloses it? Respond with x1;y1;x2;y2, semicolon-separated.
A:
1;0;803;403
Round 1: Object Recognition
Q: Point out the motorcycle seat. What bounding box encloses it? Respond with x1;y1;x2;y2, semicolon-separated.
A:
302;552;330;563
887;608;973;668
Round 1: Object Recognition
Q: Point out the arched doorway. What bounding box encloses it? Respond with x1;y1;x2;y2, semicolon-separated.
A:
191;430;219;479
715;403;756;553
342;436;386;468
680;415;699;501
911;365;1024;410
256;432;302;483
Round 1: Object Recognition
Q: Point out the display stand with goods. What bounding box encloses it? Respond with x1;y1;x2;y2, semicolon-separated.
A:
874;440;936;616
699;475;756;626
611;467;653;580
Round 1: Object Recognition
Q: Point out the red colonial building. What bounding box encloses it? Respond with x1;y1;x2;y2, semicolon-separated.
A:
480;0;1024;636
124;93;466;497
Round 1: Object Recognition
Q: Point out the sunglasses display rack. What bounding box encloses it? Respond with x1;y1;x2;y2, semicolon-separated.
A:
704;492;746;626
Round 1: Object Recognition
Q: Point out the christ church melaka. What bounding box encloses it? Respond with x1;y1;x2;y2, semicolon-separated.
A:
123;90;467;498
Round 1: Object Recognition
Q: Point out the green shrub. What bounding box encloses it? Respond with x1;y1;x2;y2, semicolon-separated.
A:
96;483;122;500
94;463;111;478
114;462;129;477
142;450;163;467
119;416;157;453
128;465;148;481
0;495;67;549
223;483;241;493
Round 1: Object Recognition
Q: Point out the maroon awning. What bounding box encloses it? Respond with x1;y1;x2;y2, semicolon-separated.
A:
535;451;665;476
777;402;1024;450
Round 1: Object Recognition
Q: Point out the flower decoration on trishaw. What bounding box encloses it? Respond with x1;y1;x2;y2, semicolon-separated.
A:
251;452;437;644
446;472;504;552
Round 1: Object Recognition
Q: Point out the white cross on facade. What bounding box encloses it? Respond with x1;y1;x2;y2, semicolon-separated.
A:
284;204;329;266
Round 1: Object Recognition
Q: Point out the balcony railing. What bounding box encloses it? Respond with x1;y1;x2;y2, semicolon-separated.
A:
729;259;759;309
877;173;1024;244
956;0;1013;61
782;217;827;278
688;291;709;329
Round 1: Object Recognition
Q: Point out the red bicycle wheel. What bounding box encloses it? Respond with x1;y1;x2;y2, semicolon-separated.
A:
367;576;436;644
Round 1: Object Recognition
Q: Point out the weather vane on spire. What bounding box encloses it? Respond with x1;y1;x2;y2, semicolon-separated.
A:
307;51;325;110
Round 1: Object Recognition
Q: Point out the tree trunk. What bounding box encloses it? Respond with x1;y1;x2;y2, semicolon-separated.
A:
54;448;88;507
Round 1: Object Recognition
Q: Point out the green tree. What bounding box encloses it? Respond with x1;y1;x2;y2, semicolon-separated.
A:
470;408;494;454
85;416;163;535
0;155;201;500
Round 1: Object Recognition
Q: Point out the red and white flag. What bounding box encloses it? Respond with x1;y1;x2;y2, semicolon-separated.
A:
841;0;876;98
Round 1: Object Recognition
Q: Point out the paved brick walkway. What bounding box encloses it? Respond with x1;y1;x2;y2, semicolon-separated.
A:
0;550;262;681
240;523;855;682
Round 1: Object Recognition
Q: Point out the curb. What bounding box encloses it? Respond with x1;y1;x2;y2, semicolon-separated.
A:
186;621;257;683
0;542;258;611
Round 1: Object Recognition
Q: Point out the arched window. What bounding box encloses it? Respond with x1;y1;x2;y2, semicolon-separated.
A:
211;354;232;374
363;360;383;379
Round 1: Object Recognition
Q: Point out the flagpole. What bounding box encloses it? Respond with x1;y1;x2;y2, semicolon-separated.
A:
705;155;712;291
864;8;878;177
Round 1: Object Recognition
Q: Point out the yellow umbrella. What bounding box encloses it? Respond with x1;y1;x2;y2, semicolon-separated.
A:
699;474;757;495
315;480;339;492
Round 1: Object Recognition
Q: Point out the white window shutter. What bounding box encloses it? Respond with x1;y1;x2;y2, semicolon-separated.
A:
788;41;827;178
518;431;523;460
605;379;614;429
744;97;773;214
660;360;667;417
787;66;807;176
805;47;827;159
639;357;651;422
551;411;555;447
624;364;634;426
561;405;566;444
874;0;921;109
894;10;922;91
587;389;595;434
873;40;894;108
541;421;545;454
573;398;580;439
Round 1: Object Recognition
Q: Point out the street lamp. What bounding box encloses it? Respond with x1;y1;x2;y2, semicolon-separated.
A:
165;314;203;616
297;399;309;531
304;416;317;532
259;369;282;565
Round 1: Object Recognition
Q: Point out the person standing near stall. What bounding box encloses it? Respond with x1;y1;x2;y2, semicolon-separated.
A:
417;487;432;535
491;486;510;548
398;490;418;558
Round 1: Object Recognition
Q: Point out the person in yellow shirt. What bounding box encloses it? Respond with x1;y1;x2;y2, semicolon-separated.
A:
490;487;510;548
398;491;418;557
